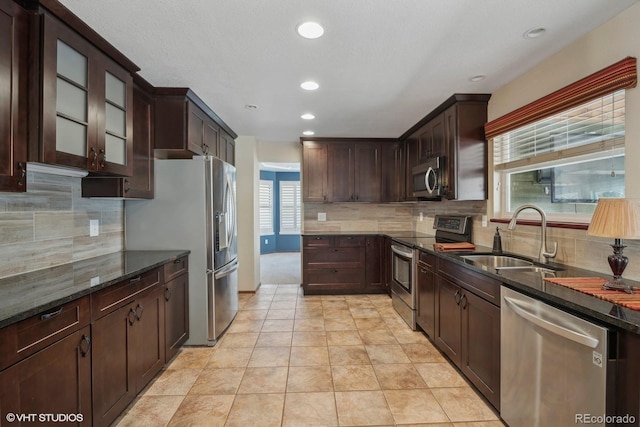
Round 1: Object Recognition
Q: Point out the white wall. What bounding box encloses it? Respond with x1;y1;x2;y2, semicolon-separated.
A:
258;140;302;163
236;135;261;291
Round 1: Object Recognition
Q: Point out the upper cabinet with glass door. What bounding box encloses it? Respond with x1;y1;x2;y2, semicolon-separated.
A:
30;9;136;176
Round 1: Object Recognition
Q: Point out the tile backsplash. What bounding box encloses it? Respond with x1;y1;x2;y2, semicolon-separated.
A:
0;171;124;279
303;199;640;281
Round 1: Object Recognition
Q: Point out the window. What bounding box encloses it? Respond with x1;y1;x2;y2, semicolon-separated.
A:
280;181;301;234
259;180;274;235
493;91;625;218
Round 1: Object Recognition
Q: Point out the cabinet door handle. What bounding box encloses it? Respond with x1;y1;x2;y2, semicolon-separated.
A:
129;276;142;284
128;308;137;325
454;289;461;305
124;179;130;193
79;334;91;358
99;149;106;168
460;294;467;309
135;303;144;321
331;249;339;252
40;307;63;320
90;147;98;166
165;287;172;301
420;268;428;274
332;269;338;273
17;162;26;187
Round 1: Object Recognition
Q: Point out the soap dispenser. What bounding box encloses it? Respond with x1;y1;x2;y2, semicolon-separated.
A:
492;227;503;253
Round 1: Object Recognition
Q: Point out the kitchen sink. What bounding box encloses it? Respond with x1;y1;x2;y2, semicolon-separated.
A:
460;254;563;272
460;254;534;268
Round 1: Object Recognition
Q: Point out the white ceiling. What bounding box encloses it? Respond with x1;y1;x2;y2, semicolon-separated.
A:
60;0;638;144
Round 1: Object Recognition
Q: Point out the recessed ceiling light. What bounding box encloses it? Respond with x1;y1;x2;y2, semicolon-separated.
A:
297;22;324;39
301;81;319;91
523;27;546;39
301;113;315;120
303;130;315;136
245;104;258;110
469;75;485;82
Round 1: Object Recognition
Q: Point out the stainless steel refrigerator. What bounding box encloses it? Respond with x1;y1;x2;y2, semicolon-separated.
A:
125;156;238;345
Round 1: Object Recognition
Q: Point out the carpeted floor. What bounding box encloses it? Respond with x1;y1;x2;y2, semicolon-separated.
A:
260;252;301;285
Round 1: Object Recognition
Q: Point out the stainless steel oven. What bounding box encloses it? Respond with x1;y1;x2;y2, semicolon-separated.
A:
391;215;472;330
391;241;416;330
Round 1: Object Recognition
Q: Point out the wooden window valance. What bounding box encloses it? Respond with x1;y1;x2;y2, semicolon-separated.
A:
485;56;637;140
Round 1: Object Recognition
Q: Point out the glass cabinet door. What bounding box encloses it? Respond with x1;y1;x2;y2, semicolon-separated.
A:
55;40;88;159
104;71;127;166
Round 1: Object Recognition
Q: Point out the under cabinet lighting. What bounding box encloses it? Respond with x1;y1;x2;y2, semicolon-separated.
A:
301;113;315;120
303;130;315;136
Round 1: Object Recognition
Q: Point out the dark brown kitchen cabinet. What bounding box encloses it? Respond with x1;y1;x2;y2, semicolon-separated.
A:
154;88;237;162
91;269;165;427
31;12;135;176
365;236;385;292
81;74;155;198
434;257;501;409
220;130;236;165
0;326;93;426
302;141;328;202
302;235;387;295
416;251;436;338
164;257;189;363
381;140;405;202
0;295;92;425
327;142;381;202
400;94;490;201
0;0;29;192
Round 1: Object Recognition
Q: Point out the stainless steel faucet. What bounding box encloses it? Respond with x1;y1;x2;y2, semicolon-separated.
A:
507;204;558;263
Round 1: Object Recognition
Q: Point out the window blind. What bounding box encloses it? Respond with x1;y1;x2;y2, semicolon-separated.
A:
259;180;273;235
486;57;636;140
494;90;625;171
280;181;301;235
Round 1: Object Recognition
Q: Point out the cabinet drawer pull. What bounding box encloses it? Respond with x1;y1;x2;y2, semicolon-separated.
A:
331;249;339;252
124;179;130;193
135;303;144;321
165;287;172;301
128;308;137;325
174;258;183;264
129;275;142;284
460;294;468;309
332;269;338;273
420;268;428;274
40;307;63;321
80;334;91;358
315;237;323;240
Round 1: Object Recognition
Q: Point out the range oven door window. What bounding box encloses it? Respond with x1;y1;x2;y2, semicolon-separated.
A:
391;245;413;293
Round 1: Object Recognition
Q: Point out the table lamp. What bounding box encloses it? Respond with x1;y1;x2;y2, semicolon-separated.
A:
587;198;640;293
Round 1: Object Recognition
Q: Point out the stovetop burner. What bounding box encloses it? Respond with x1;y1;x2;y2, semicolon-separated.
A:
433;215;472;243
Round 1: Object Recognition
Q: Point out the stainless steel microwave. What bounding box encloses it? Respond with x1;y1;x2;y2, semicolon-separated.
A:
412;157;445;198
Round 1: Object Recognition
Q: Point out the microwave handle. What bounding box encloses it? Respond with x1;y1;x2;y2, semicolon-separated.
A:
425;167;437;193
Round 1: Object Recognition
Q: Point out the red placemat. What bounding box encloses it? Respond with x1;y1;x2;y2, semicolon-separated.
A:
544;277;640;311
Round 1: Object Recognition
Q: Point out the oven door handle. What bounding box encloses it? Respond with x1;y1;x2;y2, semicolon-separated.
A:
391;245;414;259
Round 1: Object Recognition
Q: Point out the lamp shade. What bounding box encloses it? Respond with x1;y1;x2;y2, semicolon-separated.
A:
587;198;640;238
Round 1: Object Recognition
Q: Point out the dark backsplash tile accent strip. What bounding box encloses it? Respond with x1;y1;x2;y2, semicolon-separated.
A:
0;171;124;279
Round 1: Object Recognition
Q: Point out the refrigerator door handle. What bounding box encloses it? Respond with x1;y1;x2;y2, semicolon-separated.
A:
503;295;600;348
215;259;239;279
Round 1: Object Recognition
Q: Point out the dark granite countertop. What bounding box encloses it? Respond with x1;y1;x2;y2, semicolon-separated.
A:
400;240;640;334
0;250;190;329
302;230;435;239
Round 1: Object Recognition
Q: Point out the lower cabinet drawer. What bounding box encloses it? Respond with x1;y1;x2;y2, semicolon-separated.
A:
91;268;162;319
0;296;91;371
304;268;364;291
303;247;363;267
164;256;188;282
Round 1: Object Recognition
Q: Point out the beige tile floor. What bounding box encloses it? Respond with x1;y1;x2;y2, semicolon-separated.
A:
114;284;505;427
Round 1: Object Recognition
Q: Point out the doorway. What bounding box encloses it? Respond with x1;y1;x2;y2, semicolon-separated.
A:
259;162;301;285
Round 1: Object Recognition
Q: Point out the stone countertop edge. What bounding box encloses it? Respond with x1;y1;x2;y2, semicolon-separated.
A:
0;250;190;329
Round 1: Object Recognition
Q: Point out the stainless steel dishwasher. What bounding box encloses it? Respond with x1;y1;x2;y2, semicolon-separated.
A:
501;287;610;427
